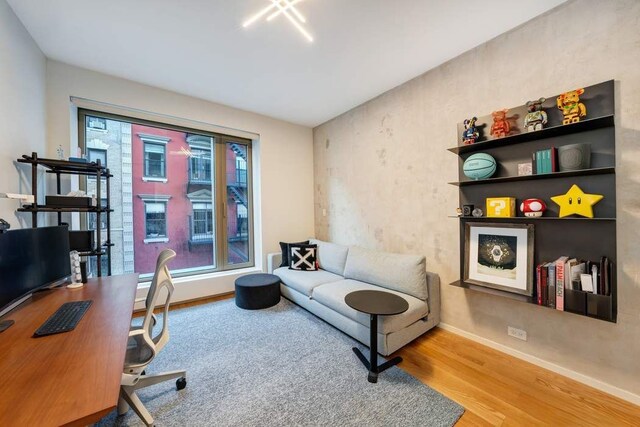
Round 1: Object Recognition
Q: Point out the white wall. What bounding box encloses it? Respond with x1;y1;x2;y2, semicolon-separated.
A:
314;0;640;403
0;0;46;228
46;60;315;301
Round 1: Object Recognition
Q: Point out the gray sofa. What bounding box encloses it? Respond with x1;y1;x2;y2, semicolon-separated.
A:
267;239;440;356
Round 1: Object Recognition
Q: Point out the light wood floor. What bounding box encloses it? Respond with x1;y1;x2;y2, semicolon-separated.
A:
170;295;640;426
395;327;640;426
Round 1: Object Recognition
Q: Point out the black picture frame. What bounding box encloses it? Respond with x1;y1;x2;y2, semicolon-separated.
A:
464;222;534;296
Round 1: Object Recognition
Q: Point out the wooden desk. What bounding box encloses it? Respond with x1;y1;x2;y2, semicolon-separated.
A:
0;274;139;427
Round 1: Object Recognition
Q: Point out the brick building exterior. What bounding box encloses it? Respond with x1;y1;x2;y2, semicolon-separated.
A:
85;116;249;277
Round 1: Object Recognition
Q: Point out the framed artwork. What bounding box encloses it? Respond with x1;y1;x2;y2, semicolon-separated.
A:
464;222;534;296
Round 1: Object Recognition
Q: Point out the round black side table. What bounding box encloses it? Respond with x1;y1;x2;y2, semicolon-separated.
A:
235;273;281;310
345;290;409;383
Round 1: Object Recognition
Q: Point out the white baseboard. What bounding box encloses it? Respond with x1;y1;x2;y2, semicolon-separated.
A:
437;322;640;406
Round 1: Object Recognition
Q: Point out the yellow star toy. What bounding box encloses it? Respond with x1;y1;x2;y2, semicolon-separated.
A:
551;184;603;218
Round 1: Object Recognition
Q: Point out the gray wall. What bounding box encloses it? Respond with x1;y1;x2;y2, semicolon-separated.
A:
313;0;640;398
0;0;46;227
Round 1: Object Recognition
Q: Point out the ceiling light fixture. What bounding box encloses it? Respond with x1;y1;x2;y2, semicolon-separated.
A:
243;0;313;43
267;0;305;23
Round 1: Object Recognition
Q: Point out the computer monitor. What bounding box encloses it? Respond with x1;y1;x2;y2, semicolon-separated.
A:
0;225;71;318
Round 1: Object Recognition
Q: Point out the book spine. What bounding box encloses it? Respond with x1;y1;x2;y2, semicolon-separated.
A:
556;260;565;311
548;264;556;307
532;152;537;174
543;149;551;173
541;265;548;306
536;151;542;175
599;257;605;294
536;264;542;305
551;147;558;172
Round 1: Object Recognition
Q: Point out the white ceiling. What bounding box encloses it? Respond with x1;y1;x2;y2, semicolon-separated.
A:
8;0;565;127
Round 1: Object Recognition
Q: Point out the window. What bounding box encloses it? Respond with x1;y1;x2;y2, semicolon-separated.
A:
226;142;250;265
89;199;108;230
236;156;247;185
88;148;107;167
78;109;254;279
144;143;166;178
190;148;212;183
236;204;248;237
145;201;167;239
87;117;107;131
191;202;213;243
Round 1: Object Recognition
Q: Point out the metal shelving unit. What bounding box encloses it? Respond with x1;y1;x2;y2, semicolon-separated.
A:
17;152;113;276
448;80;617;322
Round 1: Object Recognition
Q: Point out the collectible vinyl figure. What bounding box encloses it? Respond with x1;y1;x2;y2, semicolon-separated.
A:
462;117;480;145
557;88;586;125
524;98;548;132
490;109;510;138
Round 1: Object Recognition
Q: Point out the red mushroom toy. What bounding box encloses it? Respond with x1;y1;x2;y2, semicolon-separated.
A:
520;198;547;217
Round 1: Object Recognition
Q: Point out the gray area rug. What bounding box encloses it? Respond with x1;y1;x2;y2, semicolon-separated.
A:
98;298;464;426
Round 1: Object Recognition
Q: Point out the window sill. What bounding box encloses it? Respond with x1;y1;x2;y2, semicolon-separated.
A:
144;237;169;243
137;265;262;288
142;177;168;183
189;239;214;246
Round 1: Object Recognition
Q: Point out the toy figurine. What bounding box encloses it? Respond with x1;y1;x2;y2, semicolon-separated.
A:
520;198;547;217
557;88;586;125
462;117;480;145
490;109;510;138
551;184;602;218
472;208;483;218
524;98;548;132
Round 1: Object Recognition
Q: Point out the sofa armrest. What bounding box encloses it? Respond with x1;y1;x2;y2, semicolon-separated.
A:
426;272;441;325
267;252;282;274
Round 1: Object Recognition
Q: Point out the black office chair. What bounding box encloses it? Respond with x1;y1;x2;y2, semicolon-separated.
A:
117;249;186;426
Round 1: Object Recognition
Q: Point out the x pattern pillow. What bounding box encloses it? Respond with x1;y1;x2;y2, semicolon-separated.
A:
289;244;318;271
279;240;309;268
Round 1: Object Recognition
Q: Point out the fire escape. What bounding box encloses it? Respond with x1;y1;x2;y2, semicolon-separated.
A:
227;143;248;251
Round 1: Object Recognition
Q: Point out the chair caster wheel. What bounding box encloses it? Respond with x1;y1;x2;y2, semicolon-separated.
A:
176;377;187;390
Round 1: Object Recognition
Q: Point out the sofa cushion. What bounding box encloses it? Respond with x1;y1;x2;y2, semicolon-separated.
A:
309;239;349;276
343;246;428;301
273;267;343;297
279;240;309;267
289;244;318;271
311;279;429;334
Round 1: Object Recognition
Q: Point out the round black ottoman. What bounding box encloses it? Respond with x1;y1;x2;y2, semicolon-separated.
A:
235;273;281;310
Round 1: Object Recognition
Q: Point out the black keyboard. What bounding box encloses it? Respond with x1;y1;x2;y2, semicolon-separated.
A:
33;300;93;337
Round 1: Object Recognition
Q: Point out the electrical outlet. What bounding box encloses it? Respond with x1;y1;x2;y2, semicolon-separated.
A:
507;326;527;341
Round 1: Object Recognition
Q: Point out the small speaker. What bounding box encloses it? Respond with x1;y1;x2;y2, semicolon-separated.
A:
558;143;591;171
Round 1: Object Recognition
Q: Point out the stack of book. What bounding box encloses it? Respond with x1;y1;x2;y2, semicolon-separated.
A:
535;256;612;310
532;147;558;174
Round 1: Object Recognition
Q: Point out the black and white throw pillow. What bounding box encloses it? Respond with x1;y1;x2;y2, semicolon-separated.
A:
279;240;309;268
289;244;318;271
